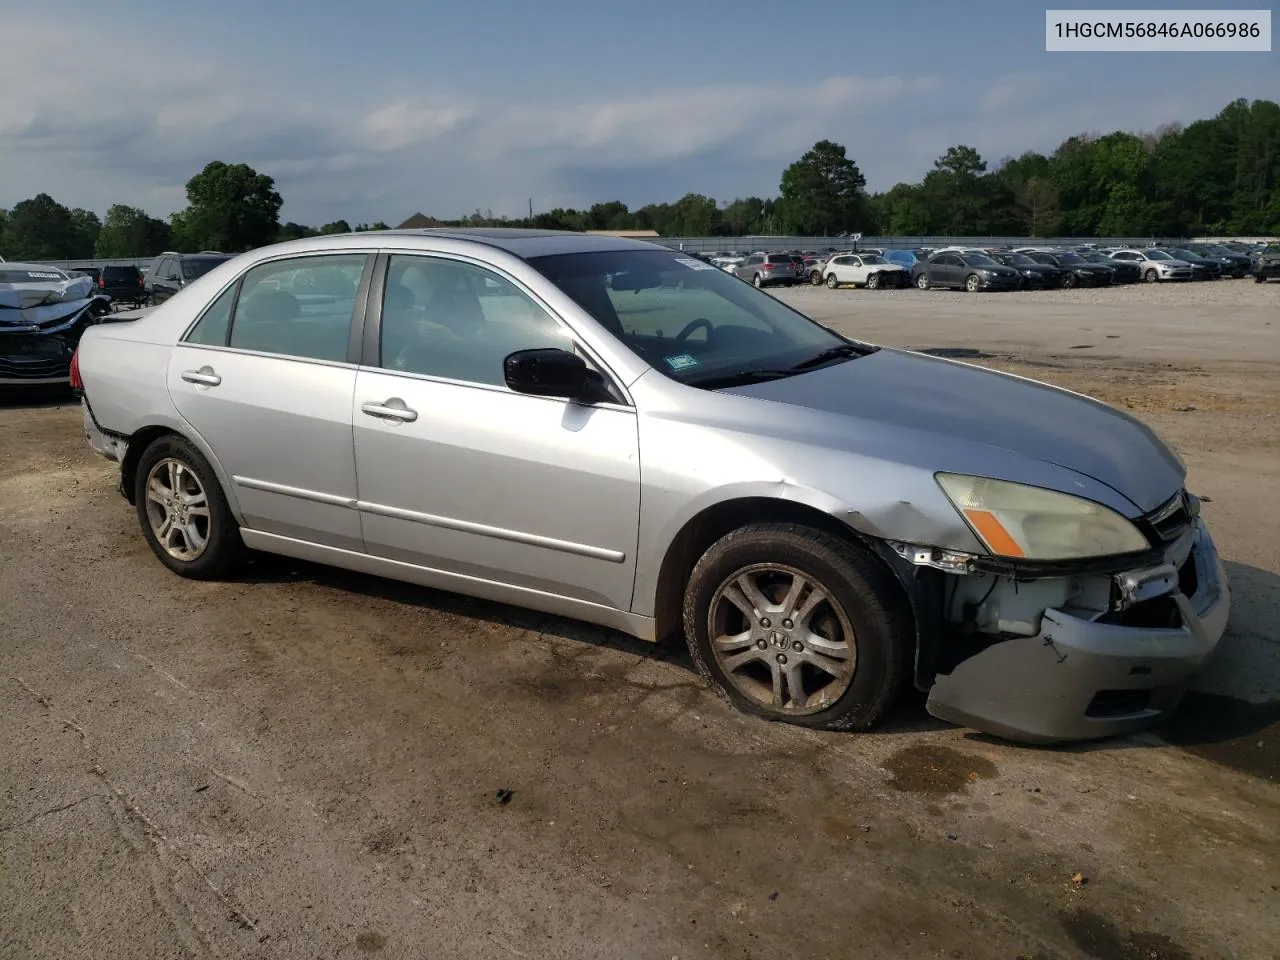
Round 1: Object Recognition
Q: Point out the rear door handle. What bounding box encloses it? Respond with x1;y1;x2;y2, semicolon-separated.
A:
361;398;418;422
181;367;221;386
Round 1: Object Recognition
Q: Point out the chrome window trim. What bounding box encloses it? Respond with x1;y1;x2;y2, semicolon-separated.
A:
370;247;635;408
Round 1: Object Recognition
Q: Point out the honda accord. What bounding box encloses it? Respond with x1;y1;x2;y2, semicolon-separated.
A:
73;230;1229;744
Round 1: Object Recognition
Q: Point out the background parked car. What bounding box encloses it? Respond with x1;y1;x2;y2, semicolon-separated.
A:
916;252;1021;292
821;254;909;290
988;252;1065;288
1;262;110;387
1182;243;1251;278
1252;243;1280;282
1077;251;1141;283
1018;251;1114;287
1162;248;1221;280
802;255;828;284
144;252;234;304
880;249;919;277
711;255;745;273
95;264;148;307
1104;248;1195;282
732;253;801;288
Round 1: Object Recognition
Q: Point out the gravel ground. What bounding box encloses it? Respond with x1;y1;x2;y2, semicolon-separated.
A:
1;278;1278;959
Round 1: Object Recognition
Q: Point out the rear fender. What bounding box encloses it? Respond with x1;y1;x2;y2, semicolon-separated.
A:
114;411;245;523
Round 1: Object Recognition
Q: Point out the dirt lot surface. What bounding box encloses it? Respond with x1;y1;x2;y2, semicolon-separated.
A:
2;280;1278;960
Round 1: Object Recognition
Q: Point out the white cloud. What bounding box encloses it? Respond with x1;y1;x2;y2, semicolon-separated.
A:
362;101;473;152
0;12;942;221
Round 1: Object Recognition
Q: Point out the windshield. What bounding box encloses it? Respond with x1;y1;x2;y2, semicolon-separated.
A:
529;249;854;386
1145;249;1173;260
1169;250;1199;260
962;254;997;266
1055;253;1085;265
860;255;887;265
181;257;228;280
1002;253;1035;266
1203;245;1232;256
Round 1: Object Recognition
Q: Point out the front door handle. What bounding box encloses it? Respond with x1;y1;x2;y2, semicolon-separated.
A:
361;398;418;422
181;367;221;386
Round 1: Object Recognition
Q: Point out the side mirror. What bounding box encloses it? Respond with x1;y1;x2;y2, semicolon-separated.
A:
503;348;609;402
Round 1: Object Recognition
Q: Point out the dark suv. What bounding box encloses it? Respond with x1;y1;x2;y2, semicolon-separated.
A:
96;264;147;306
144;251;234;304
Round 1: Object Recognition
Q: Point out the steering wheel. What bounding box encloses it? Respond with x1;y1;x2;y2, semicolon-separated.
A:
673;318;714;343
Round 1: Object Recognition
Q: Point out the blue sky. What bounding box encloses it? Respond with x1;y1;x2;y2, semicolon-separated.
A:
2;0;1274;225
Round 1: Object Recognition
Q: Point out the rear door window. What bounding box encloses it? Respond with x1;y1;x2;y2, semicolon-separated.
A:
226;254;369;362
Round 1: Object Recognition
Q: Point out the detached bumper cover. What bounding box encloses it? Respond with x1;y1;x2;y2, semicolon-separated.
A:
925;519;1229;743
83;399;127;462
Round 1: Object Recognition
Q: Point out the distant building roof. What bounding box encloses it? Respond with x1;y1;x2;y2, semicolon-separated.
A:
585;229;660;238
396;212;449;229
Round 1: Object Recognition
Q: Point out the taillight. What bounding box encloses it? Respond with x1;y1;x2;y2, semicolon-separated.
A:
98;276;105;288
69;347;83;392
138;275;145;287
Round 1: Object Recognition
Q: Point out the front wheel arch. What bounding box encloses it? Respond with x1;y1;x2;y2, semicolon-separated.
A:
650;497;917;651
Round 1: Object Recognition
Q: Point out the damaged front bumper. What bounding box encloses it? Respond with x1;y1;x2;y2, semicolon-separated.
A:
918;519;1229;744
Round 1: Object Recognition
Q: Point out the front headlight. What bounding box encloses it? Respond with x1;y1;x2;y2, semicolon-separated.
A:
936;473;1149;560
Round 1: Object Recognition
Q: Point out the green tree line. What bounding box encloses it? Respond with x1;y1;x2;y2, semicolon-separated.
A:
1;97;1275;261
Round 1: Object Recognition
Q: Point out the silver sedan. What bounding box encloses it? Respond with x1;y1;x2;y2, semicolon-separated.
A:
74;229;1229;744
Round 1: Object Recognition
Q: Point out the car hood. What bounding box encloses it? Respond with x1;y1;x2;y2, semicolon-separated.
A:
721;347;1183;514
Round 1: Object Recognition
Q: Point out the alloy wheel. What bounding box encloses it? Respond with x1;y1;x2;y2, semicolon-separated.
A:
707;563;856;715
144;457;211;561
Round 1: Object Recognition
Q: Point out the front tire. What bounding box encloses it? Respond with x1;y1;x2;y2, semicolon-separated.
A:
134;435;244;579
866;272;881;290
826;273;839;289
1061;271;1077;289
964;274;980;293
682;523;912;731
916;273;930;290
1144;268;1159;283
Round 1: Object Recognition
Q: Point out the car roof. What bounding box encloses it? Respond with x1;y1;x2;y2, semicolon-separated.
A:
371;227;660;257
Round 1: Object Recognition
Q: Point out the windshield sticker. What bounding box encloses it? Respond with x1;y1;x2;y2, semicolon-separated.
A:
25;272;64;280
664;353;700;371
674;257;715;271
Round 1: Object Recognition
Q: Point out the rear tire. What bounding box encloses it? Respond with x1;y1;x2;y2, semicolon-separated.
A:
810;269;822;285
683;523;912;731
134;435;244;579
753;274;763;288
